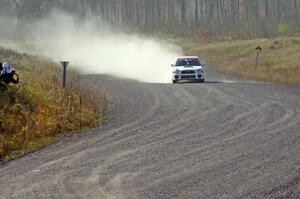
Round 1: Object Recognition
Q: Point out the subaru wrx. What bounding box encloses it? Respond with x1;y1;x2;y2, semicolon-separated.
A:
171;56;205;83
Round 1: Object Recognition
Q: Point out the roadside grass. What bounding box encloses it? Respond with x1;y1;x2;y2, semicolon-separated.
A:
0;48;106;161
174;36;300;85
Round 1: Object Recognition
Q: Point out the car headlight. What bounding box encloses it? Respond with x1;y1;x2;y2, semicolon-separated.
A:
196;69;203;73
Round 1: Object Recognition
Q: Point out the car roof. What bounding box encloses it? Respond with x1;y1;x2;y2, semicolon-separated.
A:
177;56;200;59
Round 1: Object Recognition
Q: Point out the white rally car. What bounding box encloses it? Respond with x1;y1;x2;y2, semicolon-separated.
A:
171;56;205;84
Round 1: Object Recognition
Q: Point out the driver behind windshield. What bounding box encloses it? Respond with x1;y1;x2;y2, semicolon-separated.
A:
176;59;201;66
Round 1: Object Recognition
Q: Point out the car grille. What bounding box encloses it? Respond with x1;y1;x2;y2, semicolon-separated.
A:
181;70;195;74
181;75;196;79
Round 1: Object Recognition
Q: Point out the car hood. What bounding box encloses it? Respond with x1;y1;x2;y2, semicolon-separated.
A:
175;66;203;70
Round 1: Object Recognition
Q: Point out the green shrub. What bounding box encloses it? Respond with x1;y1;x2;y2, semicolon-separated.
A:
278;23;289;36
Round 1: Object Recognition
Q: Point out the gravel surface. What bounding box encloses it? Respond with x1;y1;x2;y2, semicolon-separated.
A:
0;66;299;198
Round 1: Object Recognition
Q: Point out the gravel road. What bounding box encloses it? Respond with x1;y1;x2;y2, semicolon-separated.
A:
0;66;300;199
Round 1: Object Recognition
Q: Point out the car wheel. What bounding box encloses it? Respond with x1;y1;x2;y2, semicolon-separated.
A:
172;80;178;84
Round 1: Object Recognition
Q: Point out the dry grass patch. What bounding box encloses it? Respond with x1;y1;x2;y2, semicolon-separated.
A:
175;37;300;85
0;48;106;161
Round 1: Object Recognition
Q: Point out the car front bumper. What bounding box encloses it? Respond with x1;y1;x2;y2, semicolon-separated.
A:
173;73;204;81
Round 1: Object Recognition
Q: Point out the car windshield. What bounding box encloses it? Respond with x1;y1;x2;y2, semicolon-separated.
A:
176;58;201;66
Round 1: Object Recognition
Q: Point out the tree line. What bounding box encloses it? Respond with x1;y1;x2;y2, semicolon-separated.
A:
1;0;299;38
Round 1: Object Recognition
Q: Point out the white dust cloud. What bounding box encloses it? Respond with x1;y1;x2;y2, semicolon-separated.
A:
2;10;182;83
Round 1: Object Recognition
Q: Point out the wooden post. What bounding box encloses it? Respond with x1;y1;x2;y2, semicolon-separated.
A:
60;61;70;88
255;46;262;68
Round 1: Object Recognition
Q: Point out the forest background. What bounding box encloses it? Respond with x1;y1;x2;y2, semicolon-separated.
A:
1;0;299;39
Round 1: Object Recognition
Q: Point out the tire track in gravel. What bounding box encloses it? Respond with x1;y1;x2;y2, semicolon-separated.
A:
0;67;300;199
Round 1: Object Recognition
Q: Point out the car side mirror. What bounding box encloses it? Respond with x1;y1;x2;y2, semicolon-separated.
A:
171;64;175;67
